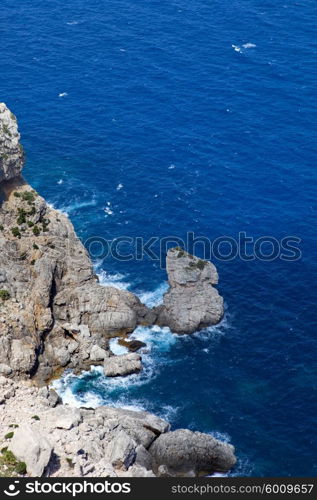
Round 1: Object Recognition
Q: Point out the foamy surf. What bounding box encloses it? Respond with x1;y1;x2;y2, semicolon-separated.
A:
97;269;131;290
137;281;168;307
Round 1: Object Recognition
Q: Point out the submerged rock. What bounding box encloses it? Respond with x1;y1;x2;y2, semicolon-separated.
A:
157;248;224;334
118;338;146;352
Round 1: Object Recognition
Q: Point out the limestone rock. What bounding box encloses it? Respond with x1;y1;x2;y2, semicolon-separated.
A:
46;405;82;430
157;248;224;334
0;103;24;182
96;406;170;448
104;353;142;377
149;429;236;475
9;424;52;477
104;430;137;470
90;344;109;361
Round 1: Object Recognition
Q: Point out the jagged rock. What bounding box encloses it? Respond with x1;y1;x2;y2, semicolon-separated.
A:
104;430;137;470
104;353;142;377
90;344;109;361
124;464;156;477
149;429;236;475
39;387;62;407
0;103;24;182
9;424;52;476
156;248;224;334
95;406;170;448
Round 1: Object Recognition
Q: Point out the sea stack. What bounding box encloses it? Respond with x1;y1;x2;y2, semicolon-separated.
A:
157;247;224;334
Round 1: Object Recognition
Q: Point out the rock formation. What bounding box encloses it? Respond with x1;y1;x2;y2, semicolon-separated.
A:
0;103;236;478
104;353;142;377
0;104;24;182
149;429;236;476
156;247;224;334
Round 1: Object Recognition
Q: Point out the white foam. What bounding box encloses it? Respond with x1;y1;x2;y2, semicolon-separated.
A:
58;197;97;215
131;325;177;354
57;179;63;185
168;164;176;170
116;183;123;191
232;44;242;53
137;282;168;307
242;43;256;49
109;338;128;355
97;269;131;290
58;92;68;97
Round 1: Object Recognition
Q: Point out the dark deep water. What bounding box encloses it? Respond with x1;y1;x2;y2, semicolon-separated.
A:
1;0;316;476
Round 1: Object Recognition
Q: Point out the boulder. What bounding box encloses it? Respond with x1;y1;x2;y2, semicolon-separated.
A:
9;424;52;476
157;248;224;334
124;464;156;477
46;405;82;430
104;353;142;377
149;429;236;475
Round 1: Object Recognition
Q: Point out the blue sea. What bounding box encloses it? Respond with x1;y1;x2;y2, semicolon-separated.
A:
1;0;316;476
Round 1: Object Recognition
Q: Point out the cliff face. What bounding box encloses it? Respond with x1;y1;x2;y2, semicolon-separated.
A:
0;103;150;381
0;103;24;182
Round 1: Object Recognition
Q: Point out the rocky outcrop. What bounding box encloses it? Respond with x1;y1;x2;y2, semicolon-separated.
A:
149;429;236;476
104;353;142;377
156;248;224;334
9;424;53;477
0;378;236;478
0;104;24;182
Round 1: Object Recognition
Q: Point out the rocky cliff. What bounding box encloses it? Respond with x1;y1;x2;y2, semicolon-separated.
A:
0;103;235;478
0;103;152;381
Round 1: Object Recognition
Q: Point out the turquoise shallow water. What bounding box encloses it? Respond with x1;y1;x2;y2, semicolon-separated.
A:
1;0;316;476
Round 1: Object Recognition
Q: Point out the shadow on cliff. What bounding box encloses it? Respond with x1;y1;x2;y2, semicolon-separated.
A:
0;175;28;206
